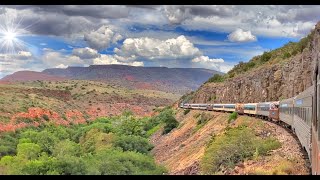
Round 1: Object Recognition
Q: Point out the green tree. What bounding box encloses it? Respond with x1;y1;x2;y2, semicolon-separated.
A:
113;135;154;154
17;143;41;160
53;140;81;157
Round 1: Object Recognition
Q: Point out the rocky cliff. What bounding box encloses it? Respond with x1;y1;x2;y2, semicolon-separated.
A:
190;22;320;103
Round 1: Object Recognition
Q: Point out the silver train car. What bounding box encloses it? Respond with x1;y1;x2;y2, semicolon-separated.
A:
293;85;313;159
279;97;295;127
223;104;236;112
243;103;257;115
257;102;272;117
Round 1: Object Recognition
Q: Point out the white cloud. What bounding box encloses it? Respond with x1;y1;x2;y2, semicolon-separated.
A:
93;54;144;66
227;28;257;42
72;47;100;59
114;35;201;60
192;56;224;63
219;63;236;73
191;55;229;72
84;25;123;50
179;5;319;38
0;51;36;77
42;51;85;68
55;64;68;68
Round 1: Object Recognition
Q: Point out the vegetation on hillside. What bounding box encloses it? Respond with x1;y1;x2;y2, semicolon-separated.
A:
0;110;176;175
180;91;195;104
228;112;238;123
200;126;281;174
205;29;315;83
206;74;225;83
144;107;179;135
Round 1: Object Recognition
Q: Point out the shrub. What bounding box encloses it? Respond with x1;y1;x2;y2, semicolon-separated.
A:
228;112;238;123
282;52;291;59
113;135;154;154
159;109;179;135
206;74;225;83
183;109;190;115
146;124;162;137
260;51;272;63
42;114;50;121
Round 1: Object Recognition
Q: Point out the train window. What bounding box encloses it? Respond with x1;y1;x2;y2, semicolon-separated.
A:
244;105;256;110
225;105;235;109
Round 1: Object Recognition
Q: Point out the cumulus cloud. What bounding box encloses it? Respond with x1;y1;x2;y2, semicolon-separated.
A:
191;55;228;72
84;25;123;50
41;50;85;68
93;54;144;66
72;47;100;59
114;35;201;60
55;64;68;68
0;51;36;77
0;5;318;39
162;5;233;24
227;28;257;42
192;56;224;63
178;5;320;38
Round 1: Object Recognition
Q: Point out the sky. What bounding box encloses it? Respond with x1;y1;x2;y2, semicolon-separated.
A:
0;5;319;78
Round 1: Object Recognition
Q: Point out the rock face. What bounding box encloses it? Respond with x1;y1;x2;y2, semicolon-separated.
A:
190;22;320;103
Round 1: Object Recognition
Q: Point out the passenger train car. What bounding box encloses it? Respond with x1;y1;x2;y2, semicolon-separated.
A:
179;57;320;174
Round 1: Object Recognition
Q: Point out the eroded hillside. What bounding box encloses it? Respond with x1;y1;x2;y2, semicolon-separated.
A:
0;80;180;132
151;109;309;175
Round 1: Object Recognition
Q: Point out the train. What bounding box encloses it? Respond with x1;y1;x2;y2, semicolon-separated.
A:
179;57;320;175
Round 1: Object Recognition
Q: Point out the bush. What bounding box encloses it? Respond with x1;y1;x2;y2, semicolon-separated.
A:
282;52;291;59
113;135;154;154
159;109;179;135
228;112;238;123
183;109;190;115
42;114;50;121
146;124;162;137
206;74;225;83
260;51;272;63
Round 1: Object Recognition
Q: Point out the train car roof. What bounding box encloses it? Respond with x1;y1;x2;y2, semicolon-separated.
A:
244;103;258;105
280;97;295;104
295;85;314;99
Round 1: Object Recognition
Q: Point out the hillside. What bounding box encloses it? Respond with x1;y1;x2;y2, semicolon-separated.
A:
185;22;320;104
151;109;309;175
0;80;180;132
1;71;68;82
42;65;222;94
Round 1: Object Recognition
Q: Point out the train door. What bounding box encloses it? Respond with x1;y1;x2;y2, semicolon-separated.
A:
236;103;244;114
269;102;280;121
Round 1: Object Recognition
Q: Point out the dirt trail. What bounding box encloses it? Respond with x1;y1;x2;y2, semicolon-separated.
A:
151;110;309;175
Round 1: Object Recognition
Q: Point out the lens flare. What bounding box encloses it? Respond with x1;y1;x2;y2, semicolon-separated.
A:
0;12;38;55
4;31;16;41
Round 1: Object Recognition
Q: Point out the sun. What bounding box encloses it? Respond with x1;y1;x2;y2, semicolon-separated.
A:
0;16;30;54
4;31;16;41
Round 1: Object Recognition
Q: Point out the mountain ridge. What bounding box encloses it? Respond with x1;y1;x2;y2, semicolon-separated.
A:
2;65;223;94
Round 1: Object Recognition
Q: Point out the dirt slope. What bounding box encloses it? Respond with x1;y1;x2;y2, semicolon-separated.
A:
151;109;309;175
